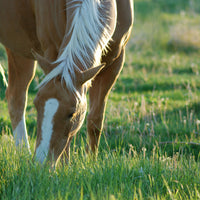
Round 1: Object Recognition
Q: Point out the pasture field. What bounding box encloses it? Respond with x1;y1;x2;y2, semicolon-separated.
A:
0;0;200;199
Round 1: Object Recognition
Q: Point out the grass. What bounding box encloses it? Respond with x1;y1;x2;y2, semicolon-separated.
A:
1;137;200;200
1;0;200;199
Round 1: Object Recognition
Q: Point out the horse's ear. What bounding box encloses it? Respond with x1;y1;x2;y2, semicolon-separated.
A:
31;49;57;74
79;63;106;85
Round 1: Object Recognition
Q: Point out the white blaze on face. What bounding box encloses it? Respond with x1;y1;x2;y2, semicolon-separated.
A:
35;98;59;163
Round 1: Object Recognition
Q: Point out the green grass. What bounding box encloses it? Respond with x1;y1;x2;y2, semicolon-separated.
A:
1;0;200;199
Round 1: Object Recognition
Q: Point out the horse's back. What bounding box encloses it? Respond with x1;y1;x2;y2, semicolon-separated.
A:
0;0;40;58
0;0;132;60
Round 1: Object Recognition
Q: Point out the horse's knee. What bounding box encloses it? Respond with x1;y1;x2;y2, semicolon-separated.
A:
87;115;102;133
87;115;103;148
6;88;26;128
5;87;9;101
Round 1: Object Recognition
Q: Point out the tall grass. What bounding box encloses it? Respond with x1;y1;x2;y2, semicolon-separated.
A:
0;135;199;199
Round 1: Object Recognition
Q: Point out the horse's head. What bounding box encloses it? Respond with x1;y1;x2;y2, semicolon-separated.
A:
32;51;105;165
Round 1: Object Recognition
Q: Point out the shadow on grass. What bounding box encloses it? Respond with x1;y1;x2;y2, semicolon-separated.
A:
114;76;200;94
135;0;200;17
100;101;200;160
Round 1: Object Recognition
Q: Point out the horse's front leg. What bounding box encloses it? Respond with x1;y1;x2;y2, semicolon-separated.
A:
87;48;125;154
6;49;36;153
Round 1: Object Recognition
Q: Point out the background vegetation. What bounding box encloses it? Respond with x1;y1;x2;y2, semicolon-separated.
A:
0;0;200;199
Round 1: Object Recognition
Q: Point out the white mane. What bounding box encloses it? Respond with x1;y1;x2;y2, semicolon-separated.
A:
38;0;112;98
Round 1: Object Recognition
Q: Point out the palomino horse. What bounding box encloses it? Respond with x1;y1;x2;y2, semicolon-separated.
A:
0;0;133;165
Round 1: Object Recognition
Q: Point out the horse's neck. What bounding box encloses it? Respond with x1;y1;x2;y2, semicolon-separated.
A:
33;0;66;56
56;0;113;69
38;0;116;97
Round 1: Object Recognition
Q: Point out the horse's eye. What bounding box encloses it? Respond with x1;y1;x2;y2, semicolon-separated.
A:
68;113;74;119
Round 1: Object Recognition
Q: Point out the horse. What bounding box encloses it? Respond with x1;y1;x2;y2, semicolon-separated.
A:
0;0;134;166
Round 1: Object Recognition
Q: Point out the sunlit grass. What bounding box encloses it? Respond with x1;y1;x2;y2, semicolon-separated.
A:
0;134;199;200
